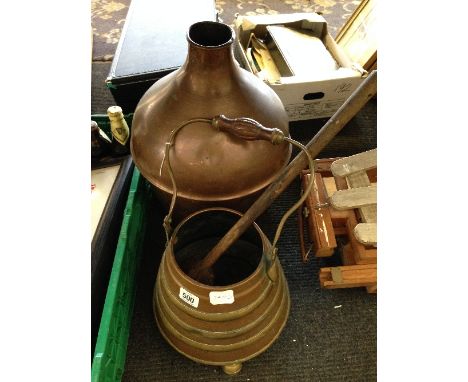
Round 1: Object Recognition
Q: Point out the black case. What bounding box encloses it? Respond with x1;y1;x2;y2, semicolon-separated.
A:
106;0;217;113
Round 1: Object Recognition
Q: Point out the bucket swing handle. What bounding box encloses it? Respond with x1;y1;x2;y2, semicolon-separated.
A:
160;117;212;242
211;116;316;282
160;116;315;282
160;115;287;241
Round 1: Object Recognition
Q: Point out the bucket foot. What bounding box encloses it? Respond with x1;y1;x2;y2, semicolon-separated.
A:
222;362;242;375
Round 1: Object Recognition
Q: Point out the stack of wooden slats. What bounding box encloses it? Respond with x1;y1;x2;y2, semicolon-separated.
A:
299;149;377;293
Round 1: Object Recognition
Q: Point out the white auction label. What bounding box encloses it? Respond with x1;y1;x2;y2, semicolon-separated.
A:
209;290;235;305
179;287;199;308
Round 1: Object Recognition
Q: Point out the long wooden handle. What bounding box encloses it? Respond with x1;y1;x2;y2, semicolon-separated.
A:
195;71;377;274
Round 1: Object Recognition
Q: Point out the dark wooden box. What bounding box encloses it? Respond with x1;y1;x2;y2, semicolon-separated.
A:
106;0;217;113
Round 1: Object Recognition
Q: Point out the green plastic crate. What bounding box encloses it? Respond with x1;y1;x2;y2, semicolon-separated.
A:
91;111;135;355
91;168;152;381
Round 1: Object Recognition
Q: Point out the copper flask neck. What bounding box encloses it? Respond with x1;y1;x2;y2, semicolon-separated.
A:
183;21;238;92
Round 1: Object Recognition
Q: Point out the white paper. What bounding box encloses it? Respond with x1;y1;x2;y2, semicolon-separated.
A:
91;164;121;239
209;290;235;305
179;287;199;308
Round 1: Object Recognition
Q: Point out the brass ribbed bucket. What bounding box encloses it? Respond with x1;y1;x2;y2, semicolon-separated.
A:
152;115;314;375
153;208;290;375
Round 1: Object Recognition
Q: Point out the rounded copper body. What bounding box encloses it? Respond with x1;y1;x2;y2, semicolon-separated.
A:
131;21;291;217
153;208;290;369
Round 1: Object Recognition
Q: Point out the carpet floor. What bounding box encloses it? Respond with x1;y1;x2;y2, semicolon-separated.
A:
120;101;377;381
122;159;376;381
92;0;360;62
91;1;377;381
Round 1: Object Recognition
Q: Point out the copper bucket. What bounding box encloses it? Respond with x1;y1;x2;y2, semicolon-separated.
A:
152;116;314;375
154;207;290;375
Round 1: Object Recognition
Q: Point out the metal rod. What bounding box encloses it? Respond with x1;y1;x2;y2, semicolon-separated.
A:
191;70;377;278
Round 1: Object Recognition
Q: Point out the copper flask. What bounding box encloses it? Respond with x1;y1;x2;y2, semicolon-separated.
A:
130;21;291;217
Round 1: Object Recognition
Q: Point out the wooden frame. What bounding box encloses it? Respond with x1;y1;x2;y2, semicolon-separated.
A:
336;0;377;71
299;153;377;293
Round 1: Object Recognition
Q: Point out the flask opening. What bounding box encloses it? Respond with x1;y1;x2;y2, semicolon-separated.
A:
188;21;233;48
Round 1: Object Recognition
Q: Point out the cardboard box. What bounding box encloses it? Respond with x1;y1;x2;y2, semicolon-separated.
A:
235;13;367;121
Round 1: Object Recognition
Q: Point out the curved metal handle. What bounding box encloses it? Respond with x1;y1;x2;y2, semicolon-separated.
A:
161;118;212;241
161;116;315;279
297;186;313;263
162;115;287;240
265;137;315;281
